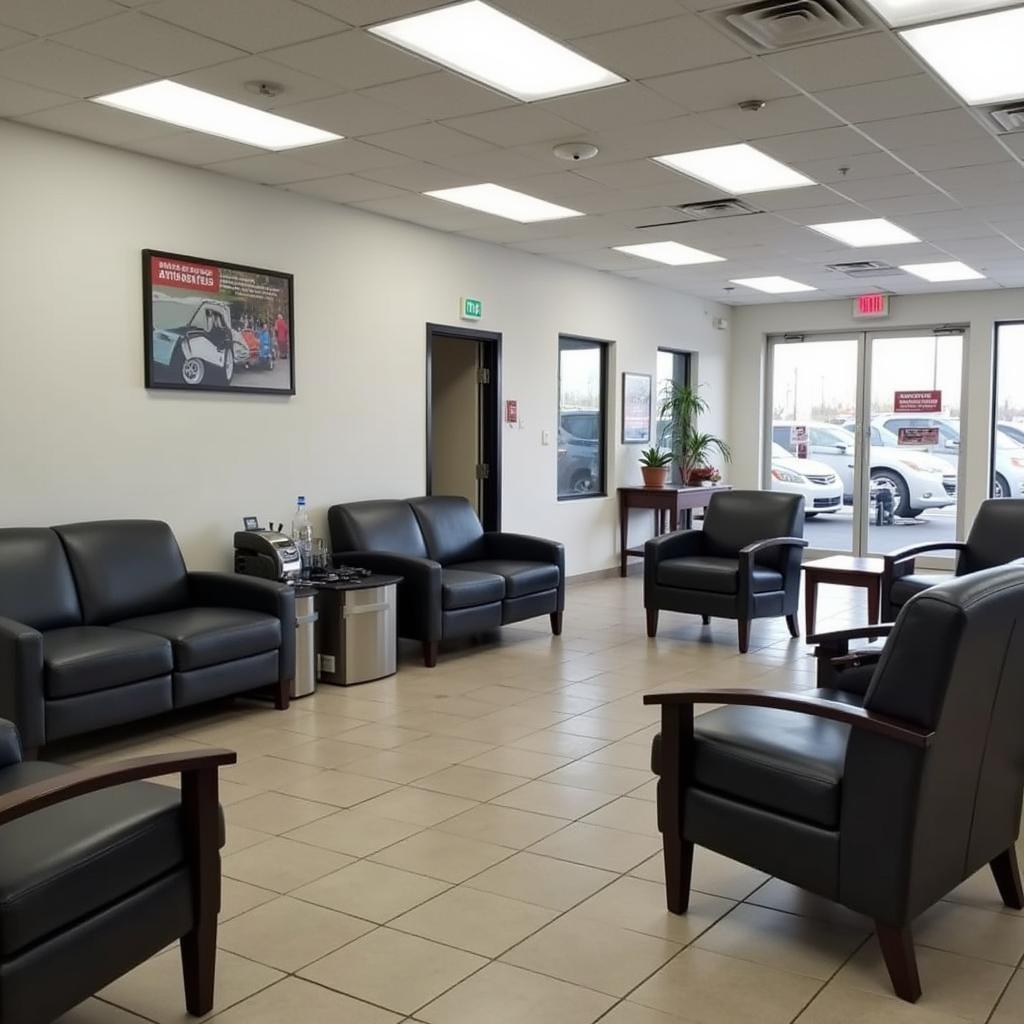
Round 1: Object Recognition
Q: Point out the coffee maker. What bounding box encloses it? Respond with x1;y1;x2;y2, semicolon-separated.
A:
234;530;303;582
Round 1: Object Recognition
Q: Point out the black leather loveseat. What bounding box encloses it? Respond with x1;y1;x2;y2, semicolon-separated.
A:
329;496;564;666
0;520;295;754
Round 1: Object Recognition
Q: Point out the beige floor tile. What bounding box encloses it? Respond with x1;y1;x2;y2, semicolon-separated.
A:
344;748;461;783
912;899;1024;965
599;1003;700;1024
834;938;1013;1022
356;786;478;826
500;913;681;997
270;769;396;807
581;796;659;836
798;983;977;1023
100;948;282;1024
630;947;820;1024
222;835;353;893
631;848;770;901
463;684;537;706
279;710;373;738
463;745;571;778
216;780;264;806
542;761;652;795
417;961;615;1024
298;927;486;1016
413;764;531;800
391;885;557;957
271;738;378;769
284;806;422;856
56;1000;150;1024
582;738;654;769
222;824;272;857
553;715;646;741
746;878;873;929
216;892;373;970
466;851;616;910
944;865;1022;915
991;969;1024;1024
225;791;337;834
528;821;661;872
434;803;568;848
219;877;278;922
205;977;401;1023
492;780;615;819
370;829;513;883
508;731;610;758
400;734;498;762
335;722;430;749
221;756;324;790
294;859;449;922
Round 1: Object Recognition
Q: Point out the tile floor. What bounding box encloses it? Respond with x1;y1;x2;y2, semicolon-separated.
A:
50;574;1023;1024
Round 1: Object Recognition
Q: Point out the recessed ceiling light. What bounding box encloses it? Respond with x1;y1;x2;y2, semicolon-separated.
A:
809;218;920;246
900;261;985;282
901;8;1024;106
653;144;814;194
730;276;817;294
369;0;623;102
93;80;340;151
863;0;1017;27
424;183;584;222
613;242;725;266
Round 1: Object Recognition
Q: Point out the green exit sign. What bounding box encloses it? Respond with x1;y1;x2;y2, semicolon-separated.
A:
460;297;482;320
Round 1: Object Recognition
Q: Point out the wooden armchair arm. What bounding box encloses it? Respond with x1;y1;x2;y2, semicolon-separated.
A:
807;624;894;646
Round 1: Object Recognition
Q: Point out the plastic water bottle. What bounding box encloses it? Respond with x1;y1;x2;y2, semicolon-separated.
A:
291;496;313;571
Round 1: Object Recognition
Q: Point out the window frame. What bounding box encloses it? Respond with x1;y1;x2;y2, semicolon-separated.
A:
991;320;1024;500
557;334;609;502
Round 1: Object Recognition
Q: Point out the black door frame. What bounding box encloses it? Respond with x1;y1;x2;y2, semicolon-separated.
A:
425;323;502;531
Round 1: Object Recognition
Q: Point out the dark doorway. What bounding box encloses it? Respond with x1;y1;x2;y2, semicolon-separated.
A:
426;323;502;531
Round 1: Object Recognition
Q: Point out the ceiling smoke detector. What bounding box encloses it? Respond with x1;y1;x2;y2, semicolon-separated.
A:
553;142;599;161
244;81;285;99
738;99;766;111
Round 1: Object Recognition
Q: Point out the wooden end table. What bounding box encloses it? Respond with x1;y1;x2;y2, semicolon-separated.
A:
802;555;885;636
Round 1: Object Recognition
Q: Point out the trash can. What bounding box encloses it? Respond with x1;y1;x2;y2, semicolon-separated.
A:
314;576;401;686
292;588;318;698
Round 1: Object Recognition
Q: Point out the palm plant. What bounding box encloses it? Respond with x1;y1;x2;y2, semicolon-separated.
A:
658;381;731;483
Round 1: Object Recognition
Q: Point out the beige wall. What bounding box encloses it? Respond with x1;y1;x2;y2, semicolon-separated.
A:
430;337;479;511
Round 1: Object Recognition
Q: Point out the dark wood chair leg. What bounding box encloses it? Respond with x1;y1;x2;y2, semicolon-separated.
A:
274;677;291;710
876;923;921;1003
990;847;1024;910
663;832;694;914
701;614;710;625
423;641;438;668
786;613;800;639
646;607;659;638
550;611;563;636
737;617;751;653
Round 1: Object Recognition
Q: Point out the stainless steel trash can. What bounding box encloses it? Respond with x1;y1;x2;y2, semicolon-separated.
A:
292;588;318;698
314;576;400;686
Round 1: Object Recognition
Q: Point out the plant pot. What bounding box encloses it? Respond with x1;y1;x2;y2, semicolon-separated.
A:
641;466;669;487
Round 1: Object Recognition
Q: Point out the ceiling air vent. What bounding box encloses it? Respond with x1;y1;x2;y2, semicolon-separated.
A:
988;103;1024;133
827;260;905;278
636;198;762;229
714;0;867;52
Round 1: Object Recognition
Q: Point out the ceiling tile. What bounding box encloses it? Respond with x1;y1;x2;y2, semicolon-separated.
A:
643;59;798;113
16;99;175;143
584;114;737;162
573;15;747;79
792;150;907;183
284;173;409;203
281;137;411;172
431;147;556;180
1001;134;1024;161
861;193;962;216
574;158;684;189
357;160;478;191
500;170;618;201
0;75;72;116
0;24;33;48
0;0;121;35
755;184;847;210
702;95;841;139
863;110;992;150
296;0;448;26
145;0;345;53
540;83;684;131
940;237;1024;259
124;129;263;165
832;173;941;201
207;152;334;184
0;39;152;96
898;209;1003;239
443;106;585;147
817;74;956;124
929;162;1024;194
775;202;870;225
358;72;514;121
362;121;495;160
757;126;884;163
896;138;1010;172
173;56;342;109
266;29;430;89
53;12;244;76
496;0;684;39
273;92;425;135
352;193;497;231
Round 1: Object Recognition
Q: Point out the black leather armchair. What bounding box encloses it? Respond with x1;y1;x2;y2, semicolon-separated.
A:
329;497;565;666
882;498;1024;619
644;490;807;652
0;718;234;1023
647;565;1024;1002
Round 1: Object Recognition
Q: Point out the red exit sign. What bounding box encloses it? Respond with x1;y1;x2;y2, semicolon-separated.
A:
853;293;890;318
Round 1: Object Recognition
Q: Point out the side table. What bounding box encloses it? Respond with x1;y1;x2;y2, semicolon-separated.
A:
802;555;885;636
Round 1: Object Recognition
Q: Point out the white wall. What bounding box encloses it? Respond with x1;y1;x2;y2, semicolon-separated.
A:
0;120;732;576
730;291;1024;531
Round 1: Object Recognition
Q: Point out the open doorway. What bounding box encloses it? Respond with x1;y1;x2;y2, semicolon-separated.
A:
426;323;502;531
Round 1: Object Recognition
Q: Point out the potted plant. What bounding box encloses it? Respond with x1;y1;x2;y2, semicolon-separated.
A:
659;382;732;486
638;446;672;487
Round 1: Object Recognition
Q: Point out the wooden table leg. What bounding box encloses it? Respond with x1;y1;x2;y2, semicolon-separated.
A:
619;493;628;578
867;575;881;625
805;573;818;637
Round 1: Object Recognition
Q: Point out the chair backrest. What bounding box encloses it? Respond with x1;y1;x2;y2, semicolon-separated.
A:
408;496;485;565
0;528;82;631
328;500;429;559
959;499;1024;576
53;520;189;625
702;490;804;569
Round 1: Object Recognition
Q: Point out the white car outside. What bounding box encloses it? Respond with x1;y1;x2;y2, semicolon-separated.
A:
769;443;843;516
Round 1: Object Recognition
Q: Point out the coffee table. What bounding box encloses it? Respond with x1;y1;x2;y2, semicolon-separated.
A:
802;555;885;636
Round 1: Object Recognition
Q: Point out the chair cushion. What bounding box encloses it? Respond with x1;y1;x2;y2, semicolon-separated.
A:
451;559;559;599
441;568;505;610
328;500;429;559
0;528;82;632
890;573;951;608
0;761;187;956
115;607;280;672
42;626;173;699
657;556;784;595
409;496;486;565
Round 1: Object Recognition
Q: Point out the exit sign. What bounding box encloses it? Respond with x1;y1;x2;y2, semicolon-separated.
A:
853;293;889;318
460;297;482;320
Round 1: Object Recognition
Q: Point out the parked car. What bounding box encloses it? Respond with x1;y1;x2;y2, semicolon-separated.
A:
769;443;842;517
557;427;598;496
560;409;601;443
151;294;235;387
773;420;955;519
998;421;1024;446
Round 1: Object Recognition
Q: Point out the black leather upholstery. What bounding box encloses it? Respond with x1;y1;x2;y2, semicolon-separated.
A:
452;559;559;598
42;626;172;698
702;491;804;570
0;529;81;632
657;556;784;595
889;572;951;607
328;500;429;559
409;496;487;564
441;568;505;610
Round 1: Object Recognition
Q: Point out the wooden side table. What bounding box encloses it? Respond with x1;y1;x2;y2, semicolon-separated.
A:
802;555;885;636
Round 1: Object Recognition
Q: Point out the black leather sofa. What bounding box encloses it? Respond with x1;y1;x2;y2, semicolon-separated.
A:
329;496;565;666
0;521;295;754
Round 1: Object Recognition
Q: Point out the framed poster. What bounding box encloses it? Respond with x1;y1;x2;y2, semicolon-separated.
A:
622;372;652;444
143;249;295;395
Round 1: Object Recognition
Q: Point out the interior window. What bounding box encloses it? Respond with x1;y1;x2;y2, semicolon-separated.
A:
557;336;607;500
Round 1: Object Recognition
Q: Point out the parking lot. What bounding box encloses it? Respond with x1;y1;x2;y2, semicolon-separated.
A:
803;504;958;556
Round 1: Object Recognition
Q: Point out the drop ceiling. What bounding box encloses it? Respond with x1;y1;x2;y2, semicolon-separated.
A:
3;0;1024;303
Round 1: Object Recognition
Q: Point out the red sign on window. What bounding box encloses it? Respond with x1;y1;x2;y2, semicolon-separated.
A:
893;390;941;412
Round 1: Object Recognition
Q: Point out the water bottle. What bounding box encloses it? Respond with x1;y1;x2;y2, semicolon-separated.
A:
291;496;313;571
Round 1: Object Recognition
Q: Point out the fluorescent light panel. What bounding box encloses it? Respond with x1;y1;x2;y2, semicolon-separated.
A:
93;80;340;150
864;0;1017;27
731;276;817;294
369;0;623;101
809;218;920;246
614;242;725;266
900;261;985;281
901;8;1024;105
654;143;814;194
425;183;583;222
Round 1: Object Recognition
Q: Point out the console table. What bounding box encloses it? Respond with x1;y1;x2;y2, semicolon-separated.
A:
618;485;730;577
802;555;884;636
